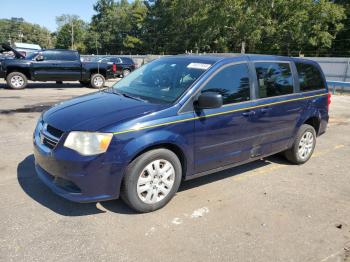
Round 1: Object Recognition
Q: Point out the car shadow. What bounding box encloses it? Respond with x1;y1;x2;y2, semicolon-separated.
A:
0;82;86;90
17;155;134;216
18;154;290;216
179;154;289;192
0;79;118;90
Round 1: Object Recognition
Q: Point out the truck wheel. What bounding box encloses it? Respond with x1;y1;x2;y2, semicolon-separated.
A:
121;149;182;213
122;69;131;77
90;74;105;89
6;72;28;89
79;80;90;87
284;124;316;165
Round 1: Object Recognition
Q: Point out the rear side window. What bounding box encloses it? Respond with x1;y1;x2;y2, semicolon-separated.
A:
201;63;250;105
57;52;79;61
42;51;78;61
121;57;134;64
255;62;294;98
295;62;324;91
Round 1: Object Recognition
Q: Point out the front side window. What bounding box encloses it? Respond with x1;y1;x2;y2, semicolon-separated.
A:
112;58;213;104
255;62;294;98
295;62;324;92
42;51;59;61
201;63;250;105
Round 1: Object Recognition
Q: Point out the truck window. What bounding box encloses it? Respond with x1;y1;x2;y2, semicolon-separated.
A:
57;52;79;61
295;62;324;91
201;63;250;105
42;51;59;61
255;62;294;98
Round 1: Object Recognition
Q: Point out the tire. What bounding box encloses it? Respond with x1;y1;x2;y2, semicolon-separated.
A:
6;72;28;89
122;69;131;77
284;124;317;165
121;149;182;213
79;80;90;87
90;73;105;89
56;81;63;84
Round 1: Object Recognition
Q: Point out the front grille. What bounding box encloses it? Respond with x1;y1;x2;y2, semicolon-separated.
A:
40;123;63;150
47;125;64;138
42;135;58;149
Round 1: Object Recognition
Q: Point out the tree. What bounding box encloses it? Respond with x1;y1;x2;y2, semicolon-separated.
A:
0;18;53;48
55;15;88;52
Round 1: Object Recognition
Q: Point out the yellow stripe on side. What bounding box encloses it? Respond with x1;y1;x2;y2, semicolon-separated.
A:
113;93;327;135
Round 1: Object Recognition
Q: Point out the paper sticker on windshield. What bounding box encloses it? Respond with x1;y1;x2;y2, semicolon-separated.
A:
187;63;211;70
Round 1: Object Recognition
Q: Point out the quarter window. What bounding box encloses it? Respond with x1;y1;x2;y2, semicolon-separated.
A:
255;62;294;98
295;62;324;91
201;63;250;105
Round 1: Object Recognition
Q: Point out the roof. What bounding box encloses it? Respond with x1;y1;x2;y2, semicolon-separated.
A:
168;54;320;66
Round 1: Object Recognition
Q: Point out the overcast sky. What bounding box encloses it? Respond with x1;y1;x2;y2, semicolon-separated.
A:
1;0;98;31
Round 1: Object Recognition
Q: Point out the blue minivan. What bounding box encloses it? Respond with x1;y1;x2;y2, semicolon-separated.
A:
33;55;331;212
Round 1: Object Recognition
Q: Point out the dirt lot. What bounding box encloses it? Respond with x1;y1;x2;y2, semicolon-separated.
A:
0;80;349;262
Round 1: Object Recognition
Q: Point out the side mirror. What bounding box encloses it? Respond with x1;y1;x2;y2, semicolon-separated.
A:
196;92;223;109
36;55;44;61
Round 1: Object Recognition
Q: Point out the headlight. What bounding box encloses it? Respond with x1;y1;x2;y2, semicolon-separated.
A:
64;132;113;156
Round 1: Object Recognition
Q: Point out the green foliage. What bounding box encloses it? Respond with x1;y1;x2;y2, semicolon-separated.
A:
0;18;54;48
0;0;348;56
55;15;88;53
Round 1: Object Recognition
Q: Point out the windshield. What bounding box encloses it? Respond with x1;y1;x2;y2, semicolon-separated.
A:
111;58;213;104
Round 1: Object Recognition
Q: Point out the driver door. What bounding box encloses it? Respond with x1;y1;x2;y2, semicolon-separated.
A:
31;51;60;81
194;62;257;173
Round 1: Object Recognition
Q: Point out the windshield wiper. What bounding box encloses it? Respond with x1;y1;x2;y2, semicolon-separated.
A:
104;88;147;102
120;92;147;102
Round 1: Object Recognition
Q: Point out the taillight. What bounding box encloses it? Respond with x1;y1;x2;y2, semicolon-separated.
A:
112;64;117;73
327;92;331;111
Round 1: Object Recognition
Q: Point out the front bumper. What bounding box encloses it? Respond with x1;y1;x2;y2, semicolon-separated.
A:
33;127;124;203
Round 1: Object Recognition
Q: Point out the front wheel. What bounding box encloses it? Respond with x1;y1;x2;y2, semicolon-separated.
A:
6;72;28;89
284;124;316;165
121;149;182;213
90;73;105;89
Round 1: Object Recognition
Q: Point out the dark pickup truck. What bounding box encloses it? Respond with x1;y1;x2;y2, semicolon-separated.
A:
0;44;115;89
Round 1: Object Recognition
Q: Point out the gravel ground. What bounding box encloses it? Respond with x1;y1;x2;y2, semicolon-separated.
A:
0;80;349;262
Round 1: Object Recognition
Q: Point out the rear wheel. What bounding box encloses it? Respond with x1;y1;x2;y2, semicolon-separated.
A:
6;72;28;89
122;69;131;77
284;124;316;165
121;149;182;213
90;73;105;89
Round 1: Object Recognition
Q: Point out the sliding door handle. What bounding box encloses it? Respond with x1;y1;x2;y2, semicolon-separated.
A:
242;110;255;117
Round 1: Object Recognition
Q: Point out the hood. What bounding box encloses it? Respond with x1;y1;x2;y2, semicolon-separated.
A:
43;91;166;132
0;43;25;59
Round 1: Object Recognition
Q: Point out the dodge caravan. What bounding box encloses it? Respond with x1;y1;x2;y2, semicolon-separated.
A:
33;55;330;212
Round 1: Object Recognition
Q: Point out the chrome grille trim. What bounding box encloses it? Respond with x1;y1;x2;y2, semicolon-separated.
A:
40;123;62;149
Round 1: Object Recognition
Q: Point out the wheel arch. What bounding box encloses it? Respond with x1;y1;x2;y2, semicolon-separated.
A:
90;68;106;77
303;116;321;135
129;142;188;180
6;67;31;79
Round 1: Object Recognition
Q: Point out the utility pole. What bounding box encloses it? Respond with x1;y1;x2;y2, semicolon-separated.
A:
241;41;246;54
95;34;99;55
71;19;74;50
